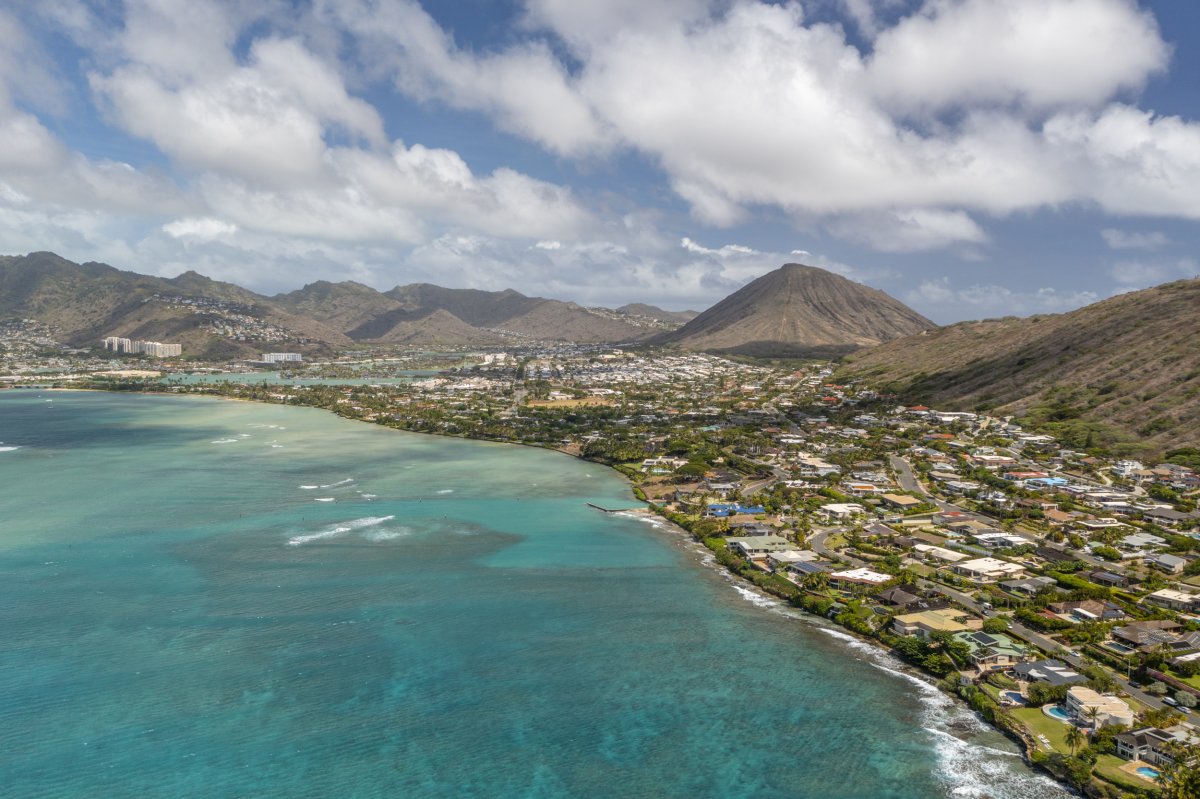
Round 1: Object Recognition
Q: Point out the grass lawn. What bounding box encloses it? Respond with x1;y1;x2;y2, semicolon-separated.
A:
1011;707;1073;754
979;682;1003;703
1093;754;1159;792
823;533;848;550
1162;669;1200;691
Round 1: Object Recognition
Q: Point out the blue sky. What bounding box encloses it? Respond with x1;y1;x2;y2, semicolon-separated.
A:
0;0;1197;322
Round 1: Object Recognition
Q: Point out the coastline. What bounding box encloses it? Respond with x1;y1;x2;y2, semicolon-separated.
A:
44;383;1081;796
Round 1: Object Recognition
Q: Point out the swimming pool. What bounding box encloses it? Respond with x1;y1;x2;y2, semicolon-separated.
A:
1137;766;1161;780
1045;704;1073;722
1004;691;1027;705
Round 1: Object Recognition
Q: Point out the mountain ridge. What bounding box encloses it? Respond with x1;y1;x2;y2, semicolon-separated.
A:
652;263;935;357
839;277;1200;451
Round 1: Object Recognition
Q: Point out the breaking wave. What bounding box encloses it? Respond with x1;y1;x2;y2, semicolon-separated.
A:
288;516;397;546
814;629;1072;799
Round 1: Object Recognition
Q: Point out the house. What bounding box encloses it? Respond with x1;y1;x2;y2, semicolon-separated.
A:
1116;727;1198;766
819;503;866;521
844;482;884;497
973;531;1033;549
1087;571;1129;588
912;543;967;564
877;586;921;608
1119;531;1166;551
766;550;817;570
892;608;980;639
1043;509;1076;527
1034;546;1080;566
1111;620;1188;653
880;493;924;511
952;557;1027;583
786;560;835;579
1012;659;1086;687
726;536;793;560
1149;553;1189;575
829;568;892;590
1143;588;1200;613
953;631;1030;671
1065;686;1135;729
1048;599;1126;622
1000;576;1058;597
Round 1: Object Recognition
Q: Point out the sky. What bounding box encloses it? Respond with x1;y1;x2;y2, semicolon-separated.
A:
0;0;1198;323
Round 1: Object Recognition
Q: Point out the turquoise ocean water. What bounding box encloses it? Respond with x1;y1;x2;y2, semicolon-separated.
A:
0;391;1072;799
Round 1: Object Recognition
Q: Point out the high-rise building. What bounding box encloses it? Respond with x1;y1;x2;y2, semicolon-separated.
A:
262;352;303;363
102;337;181;357
102;336;133;353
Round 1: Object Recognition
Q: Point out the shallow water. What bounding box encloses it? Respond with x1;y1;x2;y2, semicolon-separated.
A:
0;391;1071;798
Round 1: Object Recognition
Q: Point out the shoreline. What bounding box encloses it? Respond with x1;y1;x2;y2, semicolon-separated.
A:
38;383;1083;797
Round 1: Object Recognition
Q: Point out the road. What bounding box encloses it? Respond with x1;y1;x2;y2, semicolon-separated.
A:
808;527;865;566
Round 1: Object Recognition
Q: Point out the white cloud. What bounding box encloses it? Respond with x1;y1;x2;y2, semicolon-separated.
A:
92;35;385;187
906;277;1100;321
323;0;609;156
1109;258;1198;288
827;209;989;252
868;0;1167;112
1100;228;1168;250
328;0;1200;252
162;217;238;240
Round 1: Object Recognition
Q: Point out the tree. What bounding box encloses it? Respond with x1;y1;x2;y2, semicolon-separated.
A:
1064;724;1084;756
1159;741;1200;799
982;617;1009;634
802;571;829;592
1146;681;1170;696
1174;690;1198;709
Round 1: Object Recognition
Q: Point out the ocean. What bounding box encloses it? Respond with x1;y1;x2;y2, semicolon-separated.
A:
0;390;1072;798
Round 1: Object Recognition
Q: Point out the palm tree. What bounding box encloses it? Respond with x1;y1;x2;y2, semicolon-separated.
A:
1065;724;1084;756
1084;705;1101;734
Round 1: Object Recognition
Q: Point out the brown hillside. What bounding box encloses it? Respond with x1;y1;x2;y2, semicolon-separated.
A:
653;263;934;356
839;278;1200;451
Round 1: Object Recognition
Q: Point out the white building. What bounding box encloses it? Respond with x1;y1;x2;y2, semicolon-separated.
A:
1065;687;1135;729
952;557;1027;582
819;503;866;521
102;336;133;353
262;352;303;363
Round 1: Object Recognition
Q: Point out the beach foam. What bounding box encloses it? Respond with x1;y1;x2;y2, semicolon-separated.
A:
299;485;319;490
314;497;335;502
319;478;355;488
436;489;454;494
815;629;1071;799
731;584;779;609
0;445;19;452
210;438;239;444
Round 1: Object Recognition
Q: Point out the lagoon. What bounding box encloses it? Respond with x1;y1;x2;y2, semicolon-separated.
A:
0;391;1069;798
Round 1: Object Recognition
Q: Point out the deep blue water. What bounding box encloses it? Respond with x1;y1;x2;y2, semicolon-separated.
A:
0;391;1070;798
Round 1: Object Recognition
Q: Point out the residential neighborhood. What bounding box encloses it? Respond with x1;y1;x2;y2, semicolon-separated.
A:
5;338;1200;795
